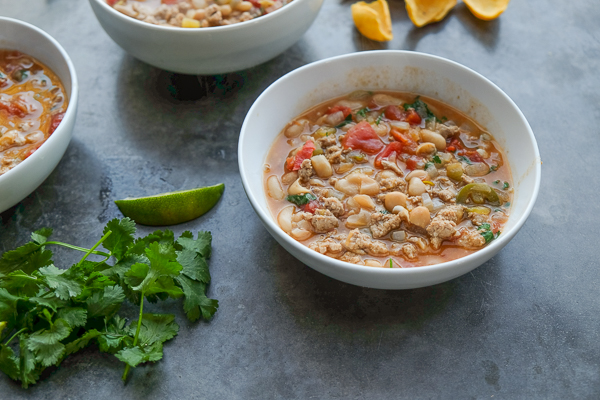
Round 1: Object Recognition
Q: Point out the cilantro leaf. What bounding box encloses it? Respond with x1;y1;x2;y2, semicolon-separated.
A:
57;307;87;328
86;285;125;318
27;319;71;367
286;193;317;206
433;155;442;164
124;242;182;294
0;243;52;276
31;228;52;246
356;107;370;118
503;182;509;190
37;266;82;300
403;97;437;121
375;114;383;125
0;344;20;380
102;218;136;261
0;288;20;322
135;314;179;346
334;113;353;128
64;329;102;356
19;336;41;388
115;342;163;368
177;231;212;260
176;276;218;322
477;223;499;244
176;231;212;283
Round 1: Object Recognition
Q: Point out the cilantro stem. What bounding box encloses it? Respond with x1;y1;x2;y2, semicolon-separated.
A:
74;231;112;270
45;241;111;258
122;289;145;382
4;328;26;346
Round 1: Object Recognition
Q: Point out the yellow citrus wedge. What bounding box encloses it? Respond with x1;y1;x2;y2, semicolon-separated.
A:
405;0;457;27
115;183;224;226
463;0;510;20
351;0;393;42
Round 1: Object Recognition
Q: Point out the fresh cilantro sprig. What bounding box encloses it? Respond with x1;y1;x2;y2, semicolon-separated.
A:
0;218;218;387
477;223;501;244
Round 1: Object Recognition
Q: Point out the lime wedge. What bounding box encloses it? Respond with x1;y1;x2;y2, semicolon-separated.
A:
115;183;224;226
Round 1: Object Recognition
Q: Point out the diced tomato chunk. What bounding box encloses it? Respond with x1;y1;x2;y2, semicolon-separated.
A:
374;141;402;169
390;129;417;155
107;0;118;5
404;155;424;171
286;140;316;171
49;112;65;135
341;121;384;154
461;150;483;163
327;105;352;119
404;109;421;124
383;105;404;121
303;200;320;214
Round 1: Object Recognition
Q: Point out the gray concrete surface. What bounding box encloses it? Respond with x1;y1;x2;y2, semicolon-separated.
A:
0;0;599;398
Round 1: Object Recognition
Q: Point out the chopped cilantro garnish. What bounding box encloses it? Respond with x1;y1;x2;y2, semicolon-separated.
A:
403;97;438;122
504;202;511;207
493;180;500;184
375;114;383;125
286;193;317;206
489;165;498;172
503;182;509;190
433;155;442;164
458;156;472;165
380;209;390;214
356;107;370;118
477;223;500;244
424;162;434;170
389;259;393;268
335;114;353;128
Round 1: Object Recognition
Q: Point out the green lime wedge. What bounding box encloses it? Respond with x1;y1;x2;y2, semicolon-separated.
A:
114;183;224;226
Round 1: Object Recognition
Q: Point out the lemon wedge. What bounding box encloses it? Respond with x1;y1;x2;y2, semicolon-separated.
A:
405;0;457;27
463;0;510;20
351;0;393;42
115;183;224;226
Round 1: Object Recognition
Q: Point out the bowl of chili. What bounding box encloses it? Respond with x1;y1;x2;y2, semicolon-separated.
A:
238;50;541;289
0;17;78;213
88;0;324;74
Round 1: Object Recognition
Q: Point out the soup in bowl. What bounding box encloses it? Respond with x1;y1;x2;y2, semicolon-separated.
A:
239;51;540;289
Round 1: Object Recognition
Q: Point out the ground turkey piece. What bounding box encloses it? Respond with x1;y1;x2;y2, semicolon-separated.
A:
376;173;406;192
468;211;489;226
325;145;343;164
308;238;344;257
322;197;344;217
434;189;455;202
426;205;466;249
298;159;313;183
311;209;339;233
369;212;402;238
339;251;363;264
344;229;389;256
456;228;486;248
402;243;418;260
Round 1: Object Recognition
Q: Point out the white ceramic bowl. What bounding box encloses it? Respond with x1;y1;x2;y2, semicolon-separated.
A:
239;50;541;290
88;0;324;75
0;17;78;214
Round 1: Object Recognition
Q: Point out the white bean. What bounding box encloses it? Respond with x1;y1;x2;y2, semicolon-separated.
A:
291;228;312;241
277;206;294;233
405;170;428;181
364;259;383;268
353;194;375;210
416;142;436;156
420;129;446;151
288;179;311;195
384;192;407;212
266;175;284;200
311;155;333;178
408;177;426;196
409;206;431;228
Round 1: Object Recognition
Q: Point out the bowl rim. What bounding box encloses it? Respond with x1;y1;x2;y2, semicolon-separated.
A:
89;0;311;33
239;50;541;278
0;17;79;185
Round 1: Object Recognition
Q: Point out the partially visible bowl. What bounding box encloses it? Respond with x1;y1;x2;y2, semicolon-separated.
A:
88;0;324;75
239;50;541;290
0;17;78;214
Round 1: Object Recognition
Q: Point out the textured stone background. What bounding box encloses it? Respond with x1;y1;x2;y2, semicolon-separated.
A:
1;0;599;398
